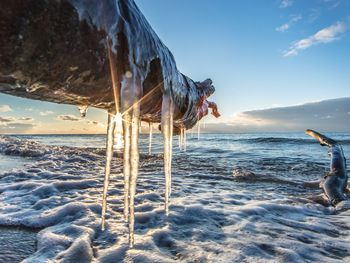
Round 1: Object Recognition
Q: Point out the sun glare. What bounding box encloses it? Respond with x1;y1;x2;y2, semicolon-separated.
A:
113;112;124;150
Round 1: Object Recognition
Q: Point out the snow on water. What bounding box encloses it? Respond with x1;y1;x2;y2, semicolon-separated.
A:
0;133;350;262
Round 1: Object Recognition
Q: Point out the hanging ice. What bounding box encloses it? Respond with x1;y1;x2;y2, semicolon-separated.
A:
161;94;174;215
119;72;143;247
178;127;187;151
114;112;124;151
123;111;131;223
101;112;116;230
0;0;220;249
182;128;187;152
148;122;153;155
78;105;89;117
197;121;201;140
178;128;183;150
128;106;140;247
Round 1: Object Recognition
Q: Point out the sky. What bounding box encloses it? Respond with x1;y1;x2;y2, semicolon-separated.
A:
204;97;350;133
1;0;350;134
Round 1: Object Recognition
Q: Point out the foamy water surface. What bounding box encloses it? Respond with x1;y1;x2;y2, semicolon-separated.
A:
0;133;350;262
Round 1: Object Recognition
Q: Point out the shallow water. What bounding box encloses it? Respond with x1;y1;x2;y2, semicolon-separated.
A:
0;154;31;171
0;227;37;262
0;133;350;262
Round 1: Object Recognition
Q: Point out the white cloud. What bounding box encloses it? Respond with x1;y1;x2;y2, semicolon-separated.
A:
40;110;54;116
280;0;293;8
276;15;302;32
230;112;277;127
0;116;15;123
0;122;36;133
18;117;34;121
0;116;33;124
0;105;12;112
86;120;105;127
323;0;341;9
284;22;347;56
0;115;36;133
198;97;350;133
57;114;81;121
276;24;290;32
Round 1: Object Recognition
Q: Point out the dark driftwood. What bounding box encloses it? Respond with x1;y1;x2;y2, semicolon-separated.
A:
0;0;216;129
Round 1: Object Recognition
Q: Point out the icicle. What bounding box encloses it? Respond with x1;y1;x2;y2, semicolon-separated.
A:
161;94;173;215
148;122;153;155
120;72;142;248
101;111;116;230
113;112;124;151
123;111;131;222
78;105;89;117
197;121;201;140
178;128;183;150
169;101;173;197
128;104;140;248
179;127;186;151
183;128;187;152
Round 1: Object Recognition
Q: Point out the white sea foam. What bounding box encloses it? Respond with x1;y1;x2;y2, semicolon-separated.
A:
0;135;350;262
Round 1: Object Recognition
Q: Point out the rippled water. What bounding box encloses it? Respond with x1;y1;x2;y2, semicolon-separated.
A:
0;227;37;263
0;133;349;262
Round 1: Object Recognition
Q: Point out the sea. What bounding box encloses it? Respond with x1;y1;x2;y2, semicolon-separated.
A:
0;132;350;262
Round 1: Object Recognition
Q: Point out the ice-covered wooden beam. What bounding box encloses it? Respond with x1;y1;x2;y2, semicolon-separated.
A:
0;0;220;247
0;0;218;130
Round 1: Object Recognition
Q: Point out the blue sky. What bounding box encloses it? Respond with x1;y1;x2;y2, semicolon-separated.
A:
1;0;349;133
136;0;350;114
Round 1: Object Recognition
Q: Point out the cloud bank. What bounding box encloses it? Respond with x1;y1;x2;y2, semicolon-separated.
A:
0;115;36;133
202;97;350;133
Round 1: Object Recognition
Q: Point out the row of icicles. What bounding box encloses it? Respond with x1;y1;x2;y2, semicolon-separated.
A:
77;104;202;247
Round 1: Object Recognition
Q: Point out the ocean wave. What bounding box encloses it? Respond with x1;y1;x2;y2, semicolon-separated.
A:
0;135;350;262
243;137;313;144
0;136;51;157
212;136;350;145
